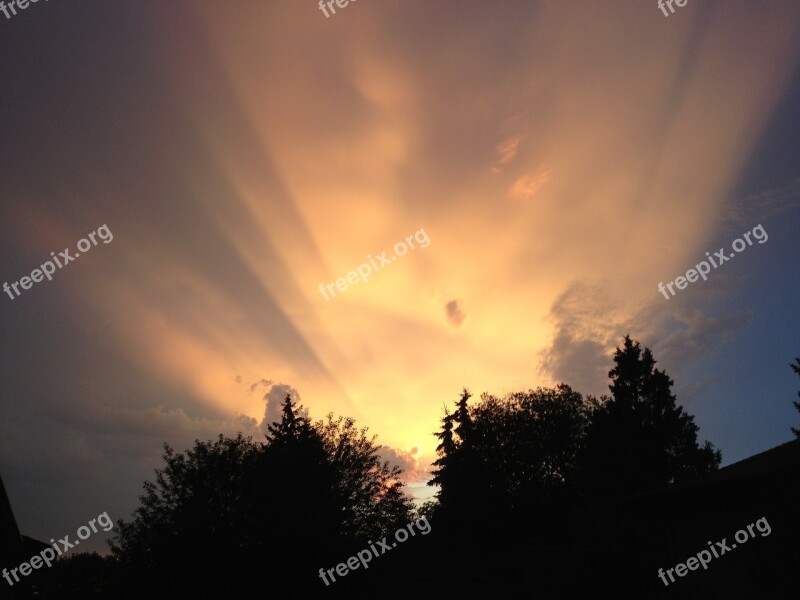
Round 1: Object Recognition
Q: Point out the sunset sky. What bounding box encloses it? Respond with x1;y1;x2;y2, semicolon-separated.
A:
1;0;799;554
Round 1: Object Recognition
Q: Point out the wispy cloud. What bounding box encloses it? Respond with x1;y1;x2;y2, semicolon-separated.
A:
508;167;552;200
491;135;522;173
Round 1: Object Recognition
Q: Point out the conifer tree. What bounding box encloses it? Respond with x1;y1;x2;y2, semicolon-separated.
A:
581;335;720;498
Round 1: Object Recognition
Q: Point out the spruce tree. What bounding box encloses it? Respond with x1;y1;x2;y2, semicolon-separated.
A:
581;335;721;498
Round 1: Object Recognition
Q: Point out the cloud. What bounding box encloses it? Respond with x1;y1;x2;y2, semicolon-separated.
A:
540;331;611;398
257;382;304;433
648;308;752;374
377;446;429;483
2;0;798;558
249;378;274;393
507;168;551;200
445;300;467;328
0;393;262;554
538;279;753;397
538;281;618;396
673;376;716;408
722;176;800;233
491;135;522;173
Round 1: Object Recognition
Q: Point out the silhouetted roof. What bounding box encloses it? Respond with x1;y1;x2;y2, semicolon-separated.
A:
0;472;23;554
713;438;800;483
624;438;800;501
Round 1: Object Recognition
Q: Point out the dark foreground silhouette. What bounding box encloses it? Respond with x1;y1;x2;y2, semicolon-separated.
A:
3;337;799;599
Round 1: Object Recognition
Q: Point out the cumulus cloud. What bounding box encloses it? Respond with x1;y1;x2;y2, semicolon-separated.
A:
255;381;304;432
540;332;611;398
377;446;429;483
537;281;618;396
538;279;754;397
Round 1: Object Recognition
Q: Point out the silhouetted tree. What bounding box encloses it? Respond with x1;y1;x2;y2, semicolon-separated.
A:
46;552;118;600
428;388;472;496
254;394;342;585
315;412;414;540
580;335;721;499
428;406;455;493
110;394;413;598
453;388;473;442
488;385;595;499
429;386;594;540
109;433;263;597
266;390;308;442
428;390;483;531
791;357;800;438
474;385;595;538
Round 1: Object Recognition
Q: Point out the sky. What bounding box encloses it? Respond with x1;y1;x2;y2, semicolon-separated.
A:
1;0;799;555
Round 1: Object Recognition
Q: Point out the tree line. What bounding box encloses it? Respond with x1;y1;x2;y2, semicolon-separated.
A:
12;336;800;599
